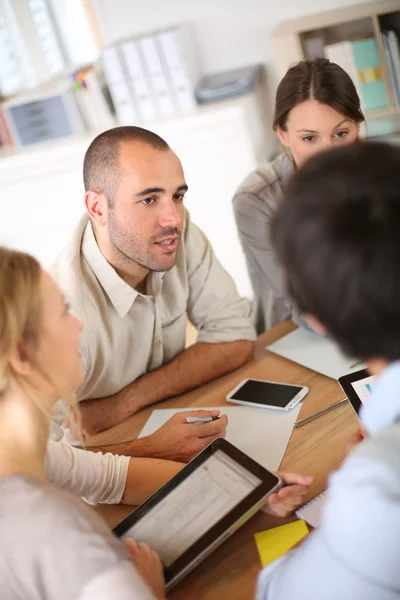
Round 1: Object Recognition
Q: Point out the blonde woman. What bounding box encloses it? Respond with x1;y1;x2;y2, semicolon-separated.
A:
233;58;365;334
0;247;311;599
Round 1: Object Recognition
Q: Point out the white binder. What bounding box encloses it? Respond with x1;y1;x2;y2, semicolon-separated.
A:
324;41;362;103
156;25;199;112
102;46;138;125
120;39;157;121
83;70;115;129
137;35;176;117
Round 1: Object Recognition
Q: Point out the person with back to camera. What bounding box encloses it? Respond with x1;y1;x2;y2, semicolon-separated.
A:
256;141;400;600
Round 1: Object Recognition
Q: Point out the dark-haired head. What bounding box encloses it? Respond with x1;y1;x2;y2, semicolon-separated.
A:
83;126;186;275
272;141;400;362
83;126;169;204
274;58;365;167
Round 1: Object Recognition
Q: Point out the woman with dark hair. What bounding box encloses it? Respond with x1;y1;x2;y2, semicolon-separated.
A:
233;58;365;334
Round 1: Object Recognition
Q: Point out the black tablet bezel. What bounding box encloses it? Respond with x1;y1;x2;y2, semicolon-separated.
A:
113;438;280;585
338;367;371;415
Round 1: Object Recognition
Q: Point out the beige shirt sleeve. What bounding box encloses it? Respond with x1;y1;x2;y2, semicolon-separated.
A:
45;439;130;504
184;212;256;344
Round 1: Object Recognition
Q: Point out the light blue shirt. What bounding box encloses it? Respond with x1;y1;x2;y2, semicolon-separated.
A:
257;361;400;600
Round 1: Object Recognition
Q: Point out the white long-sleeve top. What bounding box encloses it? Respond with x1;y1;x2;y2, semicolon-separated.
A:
44;438;130;505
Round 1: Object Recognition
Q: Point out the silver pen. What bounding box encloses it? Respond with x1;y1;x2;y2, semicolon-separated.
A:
294;398;348;428
186;415;220;424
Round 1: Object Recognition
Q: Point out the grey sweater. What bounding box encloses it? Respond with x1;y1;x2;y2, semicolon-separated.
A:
233;153;303;334
0;475;154;600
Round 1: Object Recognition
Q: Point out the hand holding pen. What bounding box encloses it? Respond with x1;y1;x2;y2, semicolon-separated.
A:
146;410;227;463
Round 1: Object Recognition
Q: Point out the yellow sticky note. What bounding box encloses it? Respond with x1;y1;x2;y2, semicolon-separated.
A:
255;520;309;567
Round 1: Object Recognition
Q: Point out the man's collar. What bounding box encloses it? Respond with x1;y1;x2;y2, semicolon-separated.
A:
81;219;165;318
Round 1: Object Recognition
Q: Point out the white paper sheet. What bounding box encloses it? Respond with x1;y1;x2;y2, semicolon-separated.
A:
138;405;301;472
267;328;365;380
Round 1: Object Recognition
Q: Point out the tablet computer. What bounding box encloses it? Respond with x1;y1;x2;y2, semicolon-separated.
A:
338;368;377;415
113;438;281;590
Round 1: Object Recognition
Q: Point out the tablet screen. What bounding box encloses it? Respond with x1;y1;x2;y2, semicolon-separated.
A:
350;374;376;405
230;379;305;408
120;450;261;567
338;368;377;415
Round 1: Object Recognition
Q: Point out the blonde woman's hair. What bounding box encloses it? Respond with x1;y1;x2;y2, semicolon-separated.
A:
0;247;80;429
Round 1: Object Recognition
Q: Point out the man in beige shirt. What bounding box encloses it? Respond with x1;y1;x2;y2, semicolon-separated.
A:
51;126;256;461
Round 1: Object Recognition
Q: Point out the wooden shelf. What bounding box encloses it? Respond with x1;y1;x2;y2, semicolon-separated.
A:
272;0;400;36
271;0;400;141
365;106;400;119
272;0;400;76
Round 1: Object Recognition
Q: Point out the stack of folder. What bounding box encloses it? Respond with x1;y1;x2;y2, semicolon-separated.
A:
101;24;200;125
325;37;389;112
382;30;400;107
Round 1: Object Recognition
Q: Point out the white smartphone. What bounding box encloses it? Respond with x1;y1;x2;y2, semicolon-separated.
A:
226;378;309;411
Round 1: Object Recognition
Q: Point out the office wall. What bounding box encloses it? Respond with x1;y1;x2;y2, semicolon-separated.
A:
91;0;368;81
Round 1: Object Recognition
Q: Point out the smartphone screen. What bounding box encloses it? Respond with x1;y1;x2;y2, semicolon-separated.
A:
230;379;305;408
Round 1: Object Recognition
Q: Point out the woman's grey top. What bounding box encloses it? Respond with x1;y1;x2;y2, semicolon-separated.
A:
0;475;155;600
233;153;304;334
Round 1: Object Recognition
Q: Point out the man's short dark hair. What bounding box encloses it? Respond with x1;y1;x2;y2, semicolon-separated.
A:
83;126;169;202
272;141;400;362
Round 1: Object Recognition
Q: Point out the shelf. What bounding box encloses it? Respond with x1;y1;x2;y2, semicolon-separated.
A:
0;92;264;167
272;0;400;35
365;106;400;119
271;0;400;84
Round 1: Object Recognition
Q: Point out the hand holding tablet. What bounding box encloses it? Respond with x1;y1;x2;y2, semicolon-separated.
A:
113;438;281;590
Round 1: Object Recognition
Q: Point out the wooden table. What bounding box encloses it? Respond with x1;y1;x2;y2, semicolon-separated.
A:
92;321;360;599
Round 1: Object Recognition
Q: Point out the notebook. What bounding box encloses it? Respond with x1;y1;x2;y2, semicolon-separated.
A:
296;490;327;528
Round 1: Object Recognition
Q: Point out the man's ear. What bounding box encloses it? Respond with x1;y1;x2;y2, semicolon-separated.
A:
304;314;327;336
85;190;108;228
8;341;33;377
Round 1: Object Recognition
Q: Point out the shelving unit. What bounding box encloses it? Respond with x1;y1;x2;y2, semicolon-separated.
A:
271;0;400;138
